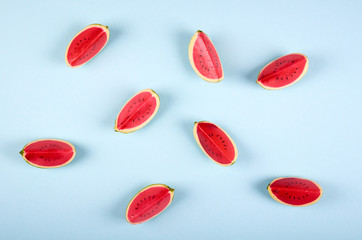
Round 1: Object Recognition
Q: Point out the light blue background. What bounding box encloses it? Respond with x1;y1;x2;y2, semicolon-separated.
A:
1;0;361;239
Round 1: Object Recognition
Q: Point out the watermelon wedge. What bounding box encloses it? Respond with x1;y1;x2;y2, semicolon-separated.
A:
65;24;110;67
267;177;323;207
114;89;160;133
126;184;174;224
257;53;309;90
188;30;224;83
20;139;76;168
193;121;237;166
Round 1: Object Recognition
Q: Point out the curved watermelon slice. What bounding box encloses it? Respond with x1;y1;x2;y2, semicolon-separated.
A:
188;30;224;83
268;177;322;207
126;184;174;224
257;53;309;90
20;139;76;168
65;24;110;68
193;121;237;166
114;89;160;133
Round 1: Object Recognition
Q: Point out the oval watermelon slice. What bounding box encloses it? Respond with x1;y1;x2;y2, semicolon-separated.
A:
114;89;160;133
126;184;174;224
193;121;237;166
188;30;224;83
257;53;309;90
20;139;76;168
65;24;110;68
267;177;322;207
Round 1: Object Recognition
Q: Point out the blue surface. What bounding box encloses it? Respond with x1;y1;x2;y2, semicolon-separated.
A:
0;0;361;239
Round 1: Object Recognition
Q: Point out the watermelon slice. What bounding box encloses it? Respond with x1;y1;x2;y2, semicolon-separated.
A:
267;177;323;207
20;139;76;168
65;24;110;67
114;89;160;133
257;53;309;90
193;121;237;166
188;30;224;83
126;184;174;224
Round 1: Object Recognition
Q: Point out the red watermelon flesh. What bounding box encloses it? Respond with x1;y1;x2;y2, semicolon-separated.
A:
65;24;109;67
20;139;76;168
193;121;237;166
115;89;160;133
257;53;309;89
268;177;322;206
189;31;223;82
126;184;174;224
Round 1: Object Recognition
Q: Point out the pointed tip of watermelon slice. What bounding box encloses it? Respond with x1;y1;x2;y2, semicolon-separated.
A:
256;80;277;90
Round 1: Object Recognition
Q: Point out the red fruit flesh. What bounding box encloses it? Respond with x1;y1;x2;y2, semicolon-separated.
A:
115;89;160;133
193;121;237;166
65;24;109;67
189;31;223;82
257;53;308;89
126;184;174;224
20;139;75;168
268;177;322;206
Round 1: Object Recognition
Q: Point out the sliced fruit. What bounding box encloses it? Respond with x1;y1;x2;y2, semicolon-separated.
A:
114;89;160;133
193;121;237;166
65;24;110;67
257;53;309;90
188;30;224;83
126;184;174;224
20;139;76;168
267;177;323;207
